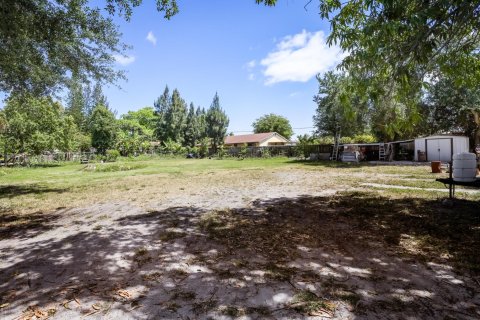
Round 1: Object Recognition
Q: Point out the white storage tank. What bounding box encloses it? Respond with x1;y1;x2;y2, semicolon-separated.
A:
452;152;477;182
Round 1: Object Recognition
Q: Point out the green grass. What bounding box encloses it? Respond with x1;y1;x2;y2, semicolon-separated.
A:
1;157;478;215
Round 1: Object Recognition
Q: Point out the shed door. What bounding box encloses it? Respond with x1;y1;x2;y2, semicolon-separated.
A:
427;139;452;162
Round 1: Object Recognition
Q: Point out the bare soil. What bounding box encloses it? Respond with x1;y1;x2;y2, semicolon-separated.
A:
1;168;479;320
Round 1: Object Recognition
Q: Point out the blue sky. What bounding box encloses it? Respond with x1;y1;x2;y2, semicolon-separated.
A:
99;1;344;137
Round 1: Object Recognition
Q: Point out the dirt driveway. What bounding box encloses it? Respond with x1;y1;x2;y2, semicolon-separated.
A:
1;168;479;319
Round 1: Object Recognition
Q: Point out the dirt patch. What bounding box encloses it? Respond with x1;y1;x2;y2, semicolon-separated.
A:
0;168;479;320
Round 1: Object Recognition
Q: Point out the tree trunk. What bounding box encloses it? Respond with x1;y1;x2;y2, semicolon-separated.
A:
472;110;480;148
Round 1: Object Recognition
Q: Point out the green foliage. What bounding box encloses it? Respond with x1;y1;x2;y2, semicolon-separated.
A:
316;1;480;89
58;116;79;152
1;94;79;155
239;143;248;158
420;77;480;145
90;104;117;154
206;93;229;153
184;103;199;148
154;87;187;144
0;0;126;96
116;108;155;156
198;138;210;158
351;134;377;143
252;113;293;139
122;107;157;132
313;72;370;138
162;139;185;155
76;133;92;152
106;149;120;162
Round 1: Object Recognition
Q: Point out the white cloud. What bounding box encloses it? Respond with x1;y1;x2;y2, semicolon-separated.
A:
246;60;256;69
146;31;157;46
289;91;301;97
248;73;255;81
260;30;345;85
113;54;136;66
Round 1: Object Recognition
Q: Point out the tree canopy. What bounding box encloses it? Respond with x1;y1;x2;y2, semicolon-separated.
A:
0;0;183;96
252;113;293;139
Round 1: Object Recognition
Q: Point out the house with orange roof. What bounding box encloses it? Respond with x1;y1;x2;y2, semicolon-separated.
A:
224;132;290;147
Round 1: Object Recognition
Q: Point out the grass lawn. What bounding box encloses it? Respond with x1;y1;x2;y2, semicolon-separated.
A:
1;156;478;215
1;157;479;320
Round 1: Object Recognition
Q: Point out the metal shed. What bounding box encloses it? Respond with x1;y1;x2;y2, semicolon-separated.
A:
414;135;470;162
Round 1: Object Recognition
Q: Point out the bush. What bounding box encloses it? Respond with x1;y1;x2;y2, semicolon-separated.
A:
352;134;377;143
239;143;248;158
106;149;120;162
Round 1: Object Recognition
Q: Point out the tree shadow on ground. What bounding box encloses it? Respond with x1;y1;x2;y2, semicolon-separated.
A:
0;211;61;240
0;184;68;199
0;192;479;319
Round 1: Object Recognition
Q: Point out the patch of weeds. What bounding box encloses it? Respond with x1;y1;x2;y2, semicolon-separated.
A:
97;214;109;220
170;268;188;278
263;263;297;281
172;290;196;301
219;305;244;317
300;270;322;282
84;163;146;173
334;290;361;306
164;302;179;312
192;299;218;314
374;297;408;312
291;290;335;316
159;230;185;242
246;306;271;316
141;272;162;282
212;268;235;279
198;210;229;231
232;259;249;268
134;247;152;266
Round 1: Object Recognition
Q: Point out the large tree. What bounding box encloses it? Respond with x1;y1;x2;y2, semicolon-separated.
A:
252;113;293;139
0;0;184;96
184;103;199;148
206;93;229;153
421;77;480;146
0;95;77;155
90;104;117;154
313;72;370;138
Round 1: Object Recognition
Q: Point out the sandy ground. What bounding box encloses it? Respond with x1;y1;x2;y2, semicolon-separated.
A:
1;168;479;320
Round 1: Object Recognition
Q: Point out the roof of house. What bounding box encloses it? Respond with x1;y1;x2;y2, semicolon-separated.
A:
224;132;289;145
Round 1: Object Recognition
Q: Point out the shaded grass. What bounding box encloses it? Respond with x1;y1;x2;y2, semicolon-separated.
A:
197;191;480;274
291;290;335;315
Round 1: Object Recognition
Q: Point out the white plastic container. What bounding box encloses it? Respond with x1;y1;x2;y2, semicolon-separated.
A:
452;152;477;182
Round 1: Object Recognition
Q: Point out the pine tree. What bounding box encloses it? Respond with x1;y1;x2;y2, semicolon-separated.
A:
206;93;229;153
164;89;187;144
196;106;207;140
92;83;109;109
184;102;198;147
65;76;86;131
154;86;170;141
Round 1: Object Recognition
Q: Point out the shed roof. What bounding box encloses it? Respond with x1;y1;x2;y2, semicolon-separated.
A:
224;132;289;144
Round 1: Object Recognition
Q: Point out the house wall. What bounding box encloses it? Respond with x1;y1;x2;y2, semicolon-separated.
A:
259;135;289;147
414;136;469;161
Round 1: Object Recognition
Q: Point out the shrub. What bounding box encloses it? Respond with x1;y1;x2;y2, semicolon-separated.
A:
106;149;120;162
352;134;377;143
239;143;248;158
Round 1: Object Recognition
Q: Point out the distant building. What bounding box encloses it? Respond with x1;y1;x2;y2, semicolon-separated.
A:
224;132;290;147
